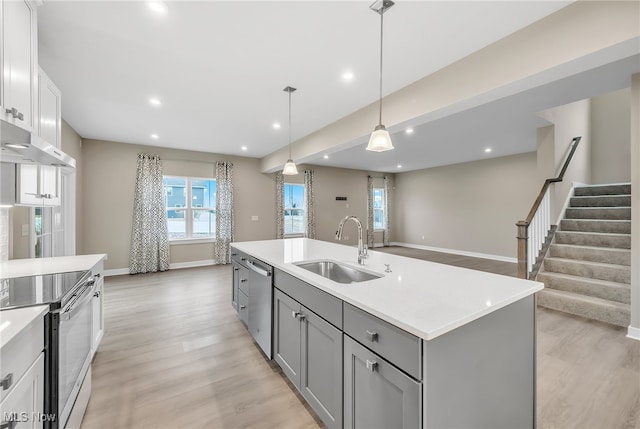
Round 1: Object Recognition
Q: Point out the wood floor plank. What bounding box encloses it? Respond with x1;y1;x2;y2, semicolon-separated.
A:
81;254;639;429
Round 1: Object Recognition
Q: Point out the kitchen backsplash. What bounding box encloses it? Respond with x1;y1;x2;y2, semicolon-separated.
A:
0;207;8;261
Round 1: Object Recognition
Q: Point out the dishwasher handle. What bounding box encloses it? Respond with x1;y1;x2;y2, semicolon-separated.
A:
246;260;272;277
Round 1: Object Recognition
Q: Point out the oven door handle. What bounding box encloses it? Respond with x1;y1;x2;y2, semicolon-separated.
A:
59;283;95;321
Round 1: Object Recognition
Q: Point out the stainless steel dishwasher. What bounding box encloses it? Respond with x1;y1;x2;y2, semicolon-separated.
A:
246;257;273;358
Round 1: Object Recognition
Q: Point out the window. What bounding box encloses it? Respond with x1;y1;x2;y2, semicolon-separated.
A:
163;176;216;240
283;183;305;236
373;188;385;230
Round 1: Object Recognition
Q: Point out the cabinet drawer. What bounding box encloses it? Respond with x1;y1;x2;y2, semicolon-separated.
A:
274;269;342;329
230;248;249;267
237;265;249;295
238;291;248;327
344;302;421;380
0;311;45;402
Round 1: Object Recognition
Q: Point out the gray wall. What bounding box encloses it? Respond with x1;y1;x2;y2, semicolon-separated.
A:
591;88;631;184
393;152;539;259
80;140;382;271
61;120;83;253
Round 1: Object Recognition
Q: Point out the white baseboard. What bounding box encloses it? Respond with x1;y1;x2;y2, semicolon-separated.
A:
627;326;640;341
104;259;218;277
390;242;517;263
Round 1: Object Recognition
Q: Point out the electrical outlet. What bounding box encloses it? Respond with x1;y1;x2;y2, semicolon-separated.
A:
344;235;349;240
22;224;29;237
421;235;425;240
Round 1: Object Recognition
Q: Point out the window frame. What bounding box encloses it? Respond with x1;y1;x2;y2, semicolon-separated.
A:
163;175;217;242
372;187;385;231
283;182;306;237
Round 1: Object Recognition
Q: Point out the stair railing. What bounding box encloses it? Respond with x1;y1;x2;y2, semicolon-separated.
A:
517;136;582;279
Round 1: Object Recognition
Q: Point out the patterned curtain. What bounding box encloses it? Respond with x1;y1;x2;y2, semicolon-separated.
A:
129;153;170;274
383;176;390;246
214;162;234;264
304;170;316;239
275;172;284;239
366;175;374;248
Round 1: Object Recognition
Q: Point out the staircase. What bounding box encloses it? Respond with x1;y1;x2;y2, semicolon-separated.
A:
536;183;631;327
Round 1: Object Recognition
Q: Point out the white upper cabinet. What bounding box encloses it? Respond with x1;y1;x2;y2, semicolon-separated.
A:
1;0;38;133
38;67;62;148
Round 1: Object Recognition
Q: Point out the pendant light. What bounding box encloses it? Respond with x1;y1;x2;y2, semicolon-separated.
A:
282;86;299;175
366;0;395;152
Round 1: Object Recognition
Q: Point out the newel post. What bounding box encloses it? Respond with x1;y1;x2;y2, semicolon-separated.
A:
516;221;529;279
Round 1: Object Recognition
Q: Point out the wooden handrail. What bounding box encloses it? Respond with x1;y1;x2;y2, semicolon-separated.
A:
517;136;581;279
524;136;581;224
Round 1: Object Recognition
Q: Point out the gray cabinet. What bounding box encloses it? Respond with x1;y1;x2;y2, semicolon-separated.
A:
273;288;343;429
231;251;249;327
344;335;420;429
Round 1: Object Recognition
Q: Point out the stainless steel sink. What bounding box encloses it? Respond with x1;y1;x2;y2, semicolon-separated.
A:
295;260;383;284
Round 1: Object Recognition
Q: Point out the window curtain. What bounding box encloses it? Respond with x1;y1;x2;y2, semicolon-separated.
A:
275;172;284;239
383;176;390;246
214;162;234;264
366;175;374;248
304;169;315;239
129;153;170;274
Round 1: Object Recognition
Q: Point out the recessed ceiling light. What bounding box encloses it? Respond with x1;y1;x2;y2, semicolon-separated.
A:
342;71;354;81
241;146;248;151
147;1;168;14
405;128;414;134
397;164;402;169
272;122;281;130
323;155;329;159
485;148;492;153
151;134;159;139
149;98;161;106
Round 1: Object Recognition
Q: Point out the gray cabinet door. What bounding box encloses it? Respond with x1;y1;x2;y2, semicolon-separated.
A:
301;305;343;429
273;289;301;386
344;336;421;429
231;262;240;311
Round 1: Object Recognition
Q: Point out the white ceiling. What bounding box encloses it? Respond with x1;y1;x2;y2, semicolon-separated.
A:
38;0;600;173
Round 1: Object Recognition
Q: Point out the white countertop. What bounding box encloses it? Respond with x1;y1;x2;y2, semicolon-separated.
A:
232;238;543;341
0;254;107;279
0;305;48;349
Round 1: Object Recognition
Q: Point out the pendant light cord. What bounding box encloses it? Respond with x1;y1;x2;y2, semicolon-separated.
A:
378;10;384;126
288;89;292;159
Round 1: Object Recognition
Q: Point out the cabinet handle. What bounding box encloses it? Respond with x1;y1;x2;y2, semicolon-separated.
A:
94;291;101;298
292;311;306;321
5;107;23;121
0;373;12;390
233;268;239;271
366;360;378;372
366;330;378;342
240;278;247;283
231;253;237;256
1;420;17;429
239;305;247;310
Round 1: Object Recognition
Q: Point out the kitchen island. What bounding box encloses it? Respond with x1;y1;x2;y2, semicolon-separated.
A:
231;238;542;429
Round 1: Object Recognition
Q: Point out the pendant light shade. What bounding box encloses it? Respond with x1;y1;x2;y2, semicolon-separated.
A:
366;0;395;152
282;86;299;175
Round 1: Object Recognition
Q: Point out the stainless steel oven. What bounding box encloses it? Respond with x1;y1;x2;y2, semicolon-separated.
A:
0;270;95;429
48;274;95;429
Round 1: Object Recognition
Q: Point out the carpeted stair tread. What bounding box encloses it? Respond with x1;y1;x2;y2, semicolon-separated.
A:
559;219;631;234
548;244;630;265
564;207;631;220
537;289;630;327
554;231;631;249
574;184;631;196
569;195;631;207
537;271;630;304
543;257;630;284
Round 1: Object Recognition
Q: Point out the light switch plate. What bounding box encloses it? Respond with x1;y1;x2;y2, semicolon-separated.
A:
251;215;259;221
21;224;29;236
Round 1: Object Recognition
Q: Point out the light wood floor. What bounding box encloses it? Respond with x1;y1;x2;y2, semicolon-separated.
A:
81;252;639;429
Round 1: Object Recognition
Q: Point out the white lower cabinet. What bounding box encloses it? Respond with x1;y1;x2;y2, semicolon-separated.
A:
91;260;105;356
0;352;45;429
273;289;342;429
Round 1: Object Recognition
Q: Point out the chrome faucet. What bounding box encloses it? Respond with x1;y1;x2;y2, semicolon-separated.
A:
335;215;367;265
